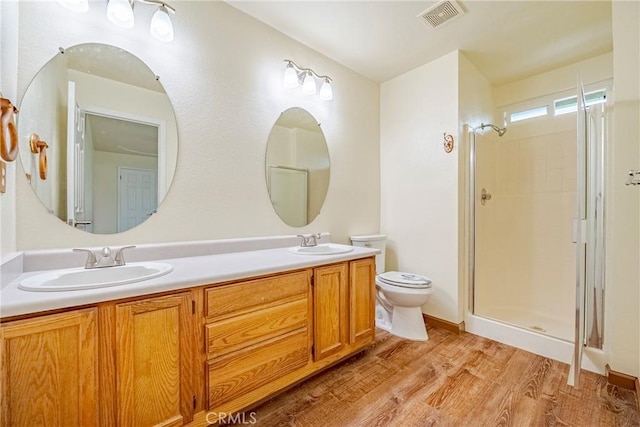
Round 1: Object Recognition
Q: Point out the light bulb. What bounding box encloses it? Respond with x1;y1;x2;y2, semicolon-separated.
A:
57;0;89;13
302;72;316;95
150;6;174;42
319;79;333;101
283;63;298;89
107;0;134;29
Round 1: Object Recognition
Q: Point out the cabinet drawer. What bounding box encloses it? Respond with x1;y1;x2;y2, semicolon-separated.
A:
207;298;308;358
207;329;309;409
205;270;309;320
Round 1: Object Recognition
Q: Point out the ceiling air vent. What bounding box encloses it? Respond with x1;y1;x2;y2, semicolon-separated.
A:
417;1;465;29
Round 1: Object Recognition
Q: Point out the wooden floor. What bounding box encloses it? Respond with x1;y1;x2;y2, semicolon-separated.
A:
237;327;639;427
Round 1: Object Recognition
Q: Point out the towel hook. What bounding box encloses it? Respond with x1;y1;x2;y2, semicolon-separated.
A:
443;133;454;153
29;133;49;180
1;95;19;162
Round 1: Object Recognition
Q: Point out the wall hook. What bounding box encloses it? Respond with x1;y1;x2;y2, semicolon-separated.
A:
1;95;19;162
29;133;49;180
443;133;454;153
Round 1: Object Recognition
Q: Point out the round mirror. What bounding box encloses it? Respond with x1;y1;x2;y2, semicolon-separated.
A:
265;108;330;227
18;43;178;234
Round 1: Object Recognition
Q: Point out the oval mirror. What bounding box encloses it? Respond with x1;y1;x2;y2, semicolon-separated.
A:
18;43;178;234
265;107;330;227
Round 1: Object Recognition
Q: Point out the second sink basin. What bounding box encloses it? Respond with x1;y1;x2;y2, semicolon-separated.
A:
288;243;355;256
19;262;173;292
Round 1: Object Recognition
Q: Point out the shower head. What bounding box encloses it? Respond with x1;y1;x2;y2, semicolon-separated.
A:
480;123;507;137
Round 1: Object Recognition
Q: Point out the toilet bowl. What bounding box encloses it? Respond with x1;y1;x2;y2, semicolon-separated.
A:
350;234;433;342
376;271;432;341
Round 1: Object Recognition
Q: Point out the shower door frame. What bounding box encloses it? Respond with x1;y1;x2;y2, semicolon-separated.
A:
466;95;607;382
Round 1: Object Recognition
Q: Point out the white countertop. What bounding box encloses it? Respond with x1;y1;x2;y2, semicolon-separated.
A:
0;244;378;319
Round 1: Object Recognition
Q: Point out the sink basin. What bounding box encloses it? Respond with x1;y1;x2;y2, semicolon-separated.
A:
19;262;173;292
288;243;355;256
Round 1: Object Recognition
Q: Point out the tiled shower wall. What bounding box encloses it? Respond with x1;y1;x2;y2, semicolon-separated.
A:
474;114;577;339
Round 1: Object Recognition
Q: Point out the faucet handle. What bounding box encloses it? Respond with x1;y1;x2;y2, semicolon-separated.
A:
296;234;309;246
73;248;97;269
114;245;136;266
308;233;321;246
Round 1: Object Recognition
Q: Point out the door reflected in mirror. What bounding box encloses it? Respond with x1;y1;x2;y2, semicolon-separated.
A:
265;108;330;227
18;43;178;234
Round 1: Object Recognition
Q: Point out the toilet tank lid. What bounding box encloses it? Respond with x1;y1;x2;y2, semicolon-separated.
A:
350;234;387;242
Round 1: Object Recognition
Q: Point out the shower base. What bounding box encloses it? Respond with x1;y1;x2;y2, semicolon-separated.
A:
475;306;573;342
465;312;606;375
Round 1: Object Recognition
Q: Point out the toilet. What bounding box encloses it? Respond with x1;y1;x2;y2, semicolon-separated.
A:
350;234;432;341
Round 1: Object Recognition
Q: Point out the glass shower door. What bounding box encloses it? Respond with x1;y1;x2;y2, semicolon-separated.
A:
569;86;606;387
569;81;588;387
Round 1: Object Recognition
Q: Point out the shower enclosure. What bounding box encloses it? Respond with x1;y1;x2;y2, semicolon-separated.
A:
468;85;607;385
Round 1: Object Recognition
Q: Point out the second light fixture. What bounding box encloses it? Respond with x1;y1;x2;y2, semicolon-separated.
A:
283;60;333;101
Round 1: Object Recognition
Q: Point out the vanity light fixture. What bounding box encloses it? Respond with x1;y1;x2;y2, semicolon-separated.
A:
283;60;333;101
107;0;135;29
149;3;175;42
58;0;176;42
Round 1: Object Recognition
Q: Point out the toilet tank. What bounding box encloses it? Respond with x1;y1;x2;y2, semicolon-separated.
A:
350;234;387;275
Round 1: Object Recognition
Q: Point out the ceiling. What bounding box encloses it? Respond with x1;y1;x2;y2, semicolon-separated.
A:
86;114;158;157
226;0;613;85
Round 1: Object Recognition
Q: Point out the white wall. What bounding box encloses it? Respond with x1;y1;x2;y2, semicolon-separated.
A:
494;53;613;109
380;51;461;323
0;0;19;257
608;0;640;378
6;1;380;250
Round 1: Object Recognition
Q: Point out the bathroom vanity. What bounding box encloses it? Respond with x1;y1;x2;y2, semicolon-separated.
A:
0;244;376;426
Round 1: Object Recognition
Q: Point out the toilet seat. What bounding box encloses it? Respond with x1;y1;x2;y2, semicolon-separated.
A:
377;271;432;289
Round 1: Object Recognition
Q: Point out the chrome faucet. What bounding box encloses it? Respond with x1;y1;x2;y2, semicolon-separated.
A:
73;246;136;269
297;233;321;247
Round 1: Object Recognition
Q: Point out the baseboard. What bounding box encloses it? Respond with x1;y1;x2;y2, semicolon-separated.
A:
605;364;637;390
636;379;640;411
423;314;465;335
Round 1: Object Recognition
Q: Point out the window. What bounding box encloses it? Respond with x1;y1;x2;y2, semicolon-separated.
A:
503;86;609;125
510;105;549;123
554;89;607;116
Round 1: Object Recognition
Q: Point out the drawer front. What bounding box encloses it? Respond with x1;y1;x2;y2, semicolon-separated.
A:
207;329;309;409
206;298;308;358
206;271;309;320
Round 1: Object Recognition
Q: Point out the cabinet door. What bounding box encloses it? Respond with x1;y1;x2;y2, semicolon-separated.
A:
313;263;348;361
350;257;376;345
116;292;194;427
1;308;98;427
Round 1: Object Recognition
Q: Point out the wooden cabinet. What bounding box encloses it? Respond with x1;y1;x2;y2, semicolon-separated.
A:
313;263;348;360
205;271;312;410
0;255;376;426
349;257;376;346
313;258;376;361
0;308;98;427
115;292;195;427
